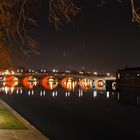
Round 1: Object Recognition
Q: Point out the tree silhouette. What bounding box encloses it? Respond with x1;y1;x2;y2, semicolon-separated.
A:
0;0;79;67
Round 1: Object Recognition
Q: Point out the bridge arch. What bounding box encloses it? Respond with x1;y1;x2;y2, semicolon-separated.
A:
42;76;58;90
4;76;18;87
23;76;37;89
78;78;93;91
61;77;77;91
95;79;105;89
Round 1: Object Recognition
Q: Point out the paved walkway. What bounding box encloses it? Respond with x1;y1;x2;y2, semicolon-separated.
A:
0;99;49;140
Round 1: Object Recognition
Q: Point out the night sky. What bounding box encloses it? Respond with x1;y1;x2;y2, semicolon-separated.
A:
29;0;140;73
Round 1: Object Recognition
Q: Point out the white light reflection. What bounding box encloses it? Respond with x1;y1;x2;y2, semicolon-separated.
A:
43;90;46;96
65;91;71;97
78;89;83;97
16;89;19;94
20;89;23;94
137;96;140;105
5;87;8;94
68;92;70;97
55;91;57;96
3;82;6;86
1;86;16;94
93;91;97;98
10;87;14;93
117;92;120;101
31;90;34;95
28;90;31;96
65;92;68;97
40;91;43;96
106;91;110;98
52;91;55;97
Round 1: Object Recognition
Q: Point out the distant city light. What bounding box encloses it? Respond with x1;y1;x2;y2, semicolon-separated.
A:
107;73;110;76
79;71;83;74
94;72;98;75
66;70;70;73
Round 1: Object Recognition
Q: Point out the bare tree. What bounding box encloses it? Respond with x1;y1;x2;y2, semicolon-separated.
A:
0;0;139;67
0;0;39;67
0;0;79;67
98;0;140;25
131;0;140;24
49;0;79;29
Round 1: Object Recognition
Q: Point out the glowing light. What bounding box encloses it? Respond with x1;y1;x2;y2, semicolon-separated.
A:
10;87;14;93
23;76;37;89
28;90;31;96
20;89;23;94
52;91;55;97
31;90;34;95
16;89;19;94
117;92;120;101
55;91;58;96
5;87;8;94
4;76;18;87
79;71;83;74
43;90;46;96
118;73;120;79
95;80;105;88
61;77;77;91
78;90;83;97
93;91;97;98
2;87;15;94
106;91;110;98
68;92;70;96
112;82;116;90
107;73;110;76
51;91;58;97
40;91;43;96
42;76;58;90
94;72;98;75
79;78;93;91
4;70;10;75
65;92;68;97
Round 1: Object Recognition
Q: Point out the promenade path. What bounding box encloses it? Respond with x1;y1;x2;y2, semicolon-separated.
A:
0;99;49;140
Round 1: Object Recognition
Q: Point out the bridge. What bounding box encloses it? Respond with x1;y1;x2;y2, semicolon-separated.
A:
0;72;116;91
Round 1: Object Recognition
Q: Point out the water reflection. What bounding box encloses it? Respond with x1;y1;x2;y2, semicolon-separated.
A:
1;82;140;108
116;90;140;106
0;84;112;99
78;89;83;97
106;91;110;98
93;91;97;98
3;78;140;107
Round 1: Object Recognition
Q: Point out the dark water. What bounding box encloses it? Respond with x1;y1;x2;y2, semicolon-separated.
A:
0;87;140;140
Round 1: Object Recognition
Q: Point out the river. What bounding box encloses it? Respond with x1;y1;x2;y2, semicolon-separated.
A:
0;86;140;140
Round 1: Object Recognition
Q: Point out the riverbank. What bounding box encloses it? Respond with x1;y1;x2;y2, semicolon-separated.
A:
0;99;49;140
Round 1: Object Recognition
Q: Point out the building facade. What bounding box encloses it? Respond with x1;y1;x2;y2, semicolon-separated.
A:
117;67;140;88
